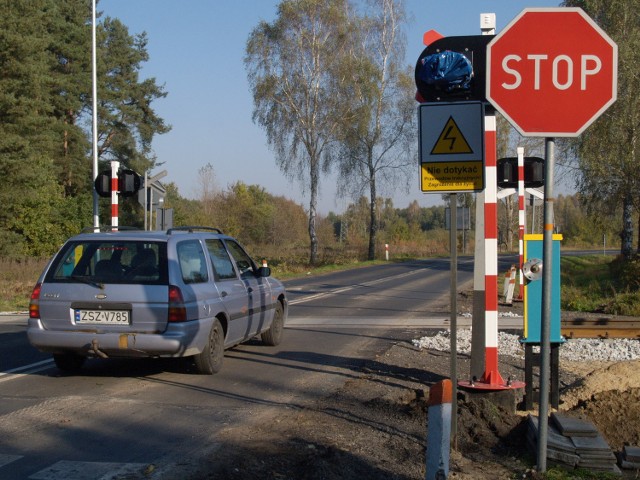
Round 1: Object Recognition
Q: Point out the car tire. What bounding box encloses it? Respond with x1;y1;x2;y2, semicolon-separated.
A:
194;318;224;374
53;353;86;372
261;301;284;346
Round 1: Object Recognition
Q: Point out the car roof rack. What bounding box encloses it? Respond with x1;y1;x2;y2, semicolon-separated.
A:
80;226;141;233
167;226;224;235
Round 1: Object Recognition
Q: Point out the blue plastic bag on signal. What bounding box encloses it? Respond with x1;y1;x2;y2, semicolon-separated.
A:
418;51;473;92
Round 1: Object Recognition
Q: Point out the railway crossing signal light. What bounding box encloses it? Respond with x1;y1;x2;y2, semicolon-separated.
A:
118;169;142;197
94;171;112;198
497;157;545;189
415;35;492;103
94;169;142;198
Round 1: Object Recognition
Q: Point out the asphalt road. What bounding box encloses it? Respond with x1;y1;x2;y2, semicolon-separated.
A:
0;257;520;480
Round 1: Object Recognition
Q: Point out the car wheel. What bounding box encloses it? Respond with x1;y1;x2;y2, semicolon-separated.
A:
53;353;86;372
194;318;224;374
261;301;284;346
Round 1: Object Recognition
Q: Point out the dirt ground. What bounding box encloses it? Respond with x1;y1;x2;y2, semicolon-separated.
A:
180;296;640;480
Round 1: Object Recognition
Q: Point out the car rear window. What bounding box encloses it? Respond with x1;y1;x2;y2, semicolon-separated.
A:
45;240;168;285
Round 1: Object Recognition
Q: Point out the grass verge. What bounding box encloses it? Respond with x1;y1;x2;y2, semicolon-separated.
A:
0;257;48;312
561;254;640;316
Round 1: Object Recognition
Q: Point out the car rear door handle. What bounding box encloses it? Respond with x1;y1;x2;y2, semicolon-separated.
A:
220;291;228;298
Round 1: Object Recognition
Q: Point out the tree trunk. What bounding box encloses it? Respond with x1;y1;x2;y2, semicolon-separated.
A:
621;194;633;259
308;160;319;266
368;202;377;261
368;174;377;261
637;211;640;255
505;196;516;251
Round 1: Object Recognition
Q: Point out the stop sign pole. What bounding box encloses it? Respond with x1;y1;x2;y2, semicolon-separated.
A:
487;8;617;472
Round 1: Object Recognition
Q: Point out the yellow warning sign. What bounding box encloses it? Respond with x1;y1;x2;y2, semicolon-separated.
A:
421;161;483;192
430;117;473;155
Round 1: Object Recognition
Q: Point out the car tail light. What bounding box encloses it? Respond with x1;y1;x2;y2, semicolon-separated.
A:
168;285;187;322
29;283;41;319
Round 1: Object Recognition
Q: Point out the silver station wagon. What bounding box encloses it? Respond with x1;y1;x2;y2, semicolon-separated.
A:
28;226;287;374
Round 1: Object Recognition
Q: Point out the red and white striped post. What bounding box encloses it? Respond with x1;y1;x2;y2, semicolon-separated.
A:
517;147;525;301
460;117;525;391
480;113;504;386
110;160;119;230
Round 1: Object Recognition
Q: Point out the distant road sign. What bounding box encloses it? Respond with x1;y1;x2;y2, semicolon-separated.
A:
487;8;617;137
419;102;485;192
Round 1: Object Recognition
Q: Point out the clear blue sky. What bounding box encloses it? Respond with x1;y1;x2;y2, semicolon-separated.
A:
99;0;560;214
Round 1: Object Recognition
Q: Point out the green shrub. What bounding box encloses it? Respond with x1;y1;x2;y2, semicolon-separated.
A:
609;254;640;291
562;285;600;312
600;291;640;316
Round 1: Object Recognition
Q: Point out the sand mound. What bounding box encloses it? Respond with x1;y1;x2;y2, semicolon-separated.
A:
561;359;640;409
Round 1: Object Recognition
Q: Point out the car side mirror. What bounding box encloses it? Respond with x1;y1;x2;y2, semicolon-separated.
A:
258;266;271;278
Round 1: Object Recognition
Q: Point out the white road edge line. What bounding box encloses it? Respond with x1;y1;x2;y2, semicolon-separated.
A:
0;358;54;382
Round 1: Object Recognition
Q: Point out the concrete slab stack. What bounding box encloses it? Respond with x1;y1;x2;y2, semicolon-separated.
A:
527;413;620;474
619;445;640;470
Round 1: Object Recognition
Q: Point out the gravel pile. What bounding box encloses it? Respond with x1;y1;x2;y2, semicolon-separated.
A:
412;329;640;362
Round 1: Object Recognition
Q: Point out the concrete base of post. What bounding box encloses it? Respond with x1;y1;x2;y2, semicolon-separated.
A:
426;379;452;480
459;387;523;415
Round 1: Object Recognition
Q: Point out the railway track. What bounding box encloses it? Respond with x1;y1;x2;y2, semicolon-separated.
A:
561;316;640;339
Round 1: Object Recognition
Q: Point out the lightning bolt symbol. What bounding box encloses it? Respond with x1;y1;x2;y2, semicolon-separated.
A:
443;126;456;150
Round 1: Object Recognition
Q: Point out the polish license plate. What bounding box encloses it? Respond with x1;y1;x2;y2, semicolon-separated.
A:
75;309;130;325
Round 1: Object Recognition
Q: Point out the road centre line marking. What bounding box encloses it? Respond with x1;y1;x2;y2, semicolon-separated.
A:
288;269;424;306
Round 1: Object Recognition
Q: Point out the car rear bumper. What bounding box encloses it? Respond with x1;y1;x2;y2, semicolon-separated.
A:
27;317;214;358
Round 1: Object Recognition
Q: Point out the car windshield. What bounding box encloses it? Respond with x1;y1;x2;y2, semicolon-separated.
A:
45;240;168;285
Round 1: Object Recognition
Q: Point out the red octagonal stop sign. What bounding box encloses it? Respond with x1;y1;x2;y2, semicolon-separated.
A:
487;8;617;137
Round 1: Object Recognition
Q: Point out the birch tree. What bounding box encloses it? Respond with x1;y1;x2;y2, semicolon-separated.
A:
245;0;352;265
336;0;415;260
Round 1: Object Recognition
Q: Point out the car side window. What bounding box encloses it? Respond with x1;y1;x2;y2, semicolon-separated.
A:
54;244;85;278
224;240;256;278
177;240;208;284
205;239;237;280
